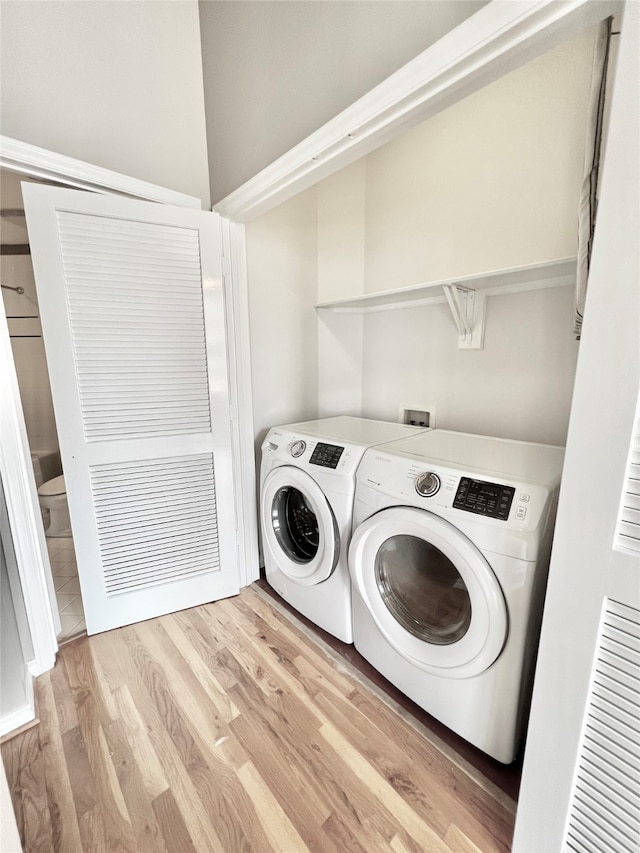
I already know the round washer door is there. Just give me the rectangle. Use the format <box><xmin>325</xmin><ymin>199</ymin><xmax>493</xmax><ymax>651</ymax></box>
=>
<box><xmin>349</xmin><ymin>506</ymin><xmax>508</xmax><ymax>678</ymax></box>
<box><xmin>261</xmin><ymin>466</ymin><xmax>339</xmax><ymax>586</ymax></box>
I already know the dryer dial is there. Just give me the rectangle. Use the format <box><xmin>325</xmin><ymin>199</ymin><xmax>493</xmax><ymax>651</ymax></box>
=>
<box><xmin>290</xmin><ymin>440</ymin><xmax>306</xmax><ymax>458</ymax></box>
<box><xmin>415</xmin><ymin>471</ymin><xmax>441</xmax><ymax>498</ymax></box>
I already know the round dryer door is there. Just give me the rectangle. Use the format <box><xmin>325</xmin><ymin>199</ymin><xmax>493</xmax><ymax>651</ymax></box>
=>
<box><xmin>349</xmin><ymin>507</ymin><xmax>507</xmax><ymax>678</ymax></box>
<box><xmin>261</xmin><ymin>466</ymin><xmax>339</xmax><ymax>586</ymax></box>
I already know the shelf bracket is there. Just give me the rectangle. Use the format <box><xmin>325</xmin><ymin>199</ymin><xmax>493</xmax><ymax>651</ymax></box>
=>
<box><xmin>442</xmin><ymin>284</ymin><xmax>486</xmax><ymax>350</ymax></box>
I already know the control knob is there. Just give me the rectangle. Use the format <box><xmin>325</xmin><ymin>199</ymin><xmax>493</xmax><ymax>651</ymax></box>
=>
<box><xmin>415</xmin><ymin>471</ymin><xmax>441</xmax><ymax>498</ymax></box>
<box><xmin>290</xmin><ymin>440</ymin><xmax>306</xmax><ymax>458</ymax></box>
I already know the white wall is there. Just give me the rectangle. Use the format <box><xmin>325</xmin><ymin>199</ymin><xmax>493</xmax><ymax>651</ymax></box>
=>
<box><xmin>361</xmin><ymin>285</ymin><xmax>579</xmax><ymax>445</ymax></box>
<box><xmin>317</xmin><ymin>160</ymin><xmax>367</xmax><ymax>416</ymax></box>
<box><xmin>361</xmin><ymin>24</ymin><xmax>598</xmax><ymax>295</ymax></box>
<box><xmin>0</xmin><ymin>0</ymin><xmax>211</xmax><ymax>205</ymax></box>
<box><xmin>246</xmin><ymin>188</ymin><xmax>319</xmax><ymax>447</ymax></box>
<box><xmin>199</xmin><ymin>0</ymin><xmax>488</xmax><ymax>203</ymax></box>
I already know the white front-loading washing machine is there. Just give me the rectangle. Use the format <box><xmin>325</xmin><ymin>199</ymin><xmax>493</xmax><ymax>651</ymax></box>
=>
<box><xmin>260</xmin><ymin>417</ymin><xmax>427</xmax><ymax>643</ymax></box>
<box><xmin>349</xmin><ymin>429</ymin><xmax>564</xmax><ymax>762</ymax></box>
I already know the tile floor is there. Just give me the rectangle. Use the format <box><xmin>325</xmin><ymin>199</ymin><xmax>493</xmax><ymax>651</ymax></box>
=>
<box><xmin>47</xmin><ymin>536</ymin><xmax>86</xmax><ymax>641</ymax></box>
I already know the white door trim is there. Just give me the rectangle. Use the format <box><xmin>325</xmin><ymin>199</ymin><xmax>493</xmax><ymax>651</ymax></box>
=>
<box><xmin>0</xmin><ymin>136</ymin><xmax>201</xmax><ymax>209</ymax></box>
<box><xmin>214</xmin><ymin>0</ymin><xmax>620</xmax><ymax>223</ymax></box>
<box><xmin>220</xmin><ymin>219</ymin><xmax>260</xmax><ymax>587</ymax></box>
<box><xmin>0</xmin><ymin>306</ymin><xmax>58</xmax><ymax>676</ymax></box>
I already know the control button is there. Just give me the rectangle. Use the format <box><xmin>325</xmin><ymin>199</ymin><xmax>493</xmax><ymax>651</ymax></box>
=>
<box><xmin>520</xmin><ymin>493</ymin><xmax>530</xmax><ymax>503</ymax></box>
<box><xmin>516</xmin><ymin>506</ymin><xmax>527</xmax><ymax>520</ymax></box>
<box><xmin>415</xmin><ymin>472</ymin><xmax>441</xmax><ymax>498</ymax></box>
<box><xmin>290</xmin><ymin>440</ymin><xmax>306</xmax><ymax>458</ymax></box>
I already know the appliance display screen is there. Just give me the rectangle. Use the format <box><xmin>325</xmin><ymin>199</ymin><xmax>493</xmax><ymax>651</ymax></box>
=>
<box><xmin>453</xmin><ymin>477</ymin><xmax>515</xmax><ymax>520</ymax></box>
<box><xmin>309</xmin><ymin>442</ymin><xmax>344</xmax><ymax>469</ymax></box>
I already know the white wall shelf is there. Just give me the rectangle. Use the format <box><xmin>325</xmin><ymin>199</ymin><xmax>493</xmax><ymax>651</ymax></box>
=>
<box><xmin>315</xmin><ymin>257</ymin><xmax>576</xmax><ymax>313</ymax></box>
<box><xmin>315</xmin><ymin>257</ymin><xmax>576</xmax><ymax>350</ymax></box>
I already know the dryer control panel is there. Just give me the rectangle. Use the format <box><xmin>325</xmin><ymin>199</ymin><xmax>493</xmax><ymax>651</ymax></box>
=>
<box><xmin>310</xmin><ymin>442</ymin><xmax>344</xmax><ymax>469</ymax></box>
<box><xmin>453</xmin><ymin>477</ymin><xmax>515</xmax><ymax>520</ymax></box>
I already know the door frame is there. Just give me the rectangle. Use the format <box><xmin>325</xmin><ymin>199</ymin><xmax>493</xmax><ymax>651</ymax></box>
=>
<box><xmin>0</xmin><ymin>137</ymin><xmax>258</xmax><ymax>675</ymax></box>
<box><xmin>0</xmin><ymin>0</ymin><xmax>618</xmax><ymax>678</ymax></box>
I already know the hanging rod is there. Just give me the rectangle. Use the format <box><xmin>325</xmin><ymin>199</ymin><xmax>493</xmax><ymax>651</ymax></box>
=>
<box><xmin>0</xmin><ymin>209</ymin><xmax>25</xmax><ymax>217</ymax></box>
<box><xmin>1</xmin><ymin>283</ymin><xmax>25</xmax><ymax>295</ymax></box>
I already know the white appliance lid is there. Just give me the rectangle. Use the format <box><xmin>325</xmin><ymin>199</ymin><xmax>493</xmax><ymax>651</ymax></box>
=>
<box><xmin>378</xmin><ymin>429</ymin><xmax>565</xmax><ymax>486</ymax></box>
<box><xmin>284</xmin><ymin>416</ymin><xmax>424</xmax><ymax>447</ymax></box>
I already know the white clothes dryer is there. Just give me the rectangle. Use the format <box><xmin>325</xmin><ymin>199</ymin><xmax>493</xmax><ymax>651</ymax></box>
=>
<box><xmin>260</xmin><ymin>417</ymin><xmax>427</xmax><ymax>643</ymax></box>
<box><xmin>349</xmin><ymin>429</ymin><xmax>564</xmax><ymax>762</ymax></box>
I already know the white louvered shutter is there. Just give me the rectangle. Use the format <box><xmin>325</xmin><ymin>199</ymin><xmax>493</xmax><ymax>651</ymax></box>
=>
<box><xmin>23</xmin><ymin>185</ymin><xmax>239</xmax><ymax>634</ymax></box>
<box><xmin>564</xmin><ymin>600</ymin><xmax>640</xmax><ymax>853</ymax></box>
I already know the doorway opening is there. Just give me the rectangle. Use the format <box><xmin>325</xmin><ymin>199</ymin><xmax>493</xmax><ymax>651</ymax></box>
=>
<box><xmin>1</xmin><ymin>169</ymin><xmax>85</xmax><ymax>641</ymax></box>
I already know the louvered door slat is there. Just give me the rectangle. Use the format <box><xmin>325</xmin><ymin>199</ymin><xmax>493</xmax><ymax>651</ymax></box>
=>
<box><xmin>98</xmin><ymin>521</ymin><xmax>219</xmax><ymax>555</ymax></box>
<box><xmin>576</xmin><ymin>757</ymin><xmax>640</xmax><ymax>821</ymax></box>
<box><xmin>564</xmin><ymin>600</ymin><xmax>640</xmax><ymax>853</ymax></box>
<box><xmin>58</xmin><ymin>216</ymin><xmax>201</xmax><ymax>240</ymax></box>
<box><xmin>593</xmin><ymin>671</ymin><xmax>640</xmax><ymax>706</ymax></box>
<box><xmin>584</xmin><ymin>725</ymin><xmax>639</xmax><ymax>770</ymax></box>
<box><xmin>575</xmin><ymin>781</ymin><xmax>639</xmax><ymax>830</ymax></box>
<box><xmin>100</xmin><ymin>540</ymin><xmax>220</xmax><ymax>575</ymax></box>
<box><xmin>93</xmin><ymin>482</ymin><xmax>216</xmax><ymax>505</ymax></box>
<box><xmin>598</xmin><ymin>648</ymin><xmax>640</xmax><ymax>681</ymax></box>
<box><xmin>24</xmin><ymin>184</ymin><xmax>239</xmax><ymax>634</ymax></box>
<box><xmin>616</xmin><ymin>416</ymin><xmax>640</xmax><ymax>553</ymax></box>
<box><xmin>578</xmin><ymin>754</ymin><xmax>638</xmax><ymax>821</ymax></box>
<box><xmin>571</xmin><ymin>798</ymin><xmax>637</xmax><ymax>852</ymax></box>
<box><xmin>588</xmin><ymin>706</ymin><xmax>640</xmax><ymax>749</ymax></box>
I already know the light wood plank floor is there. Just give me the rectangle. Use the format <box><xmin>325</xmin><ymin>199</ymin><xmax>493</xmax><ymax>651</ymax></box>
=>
<box><xmin>2</xmin><ymin>584</ymin><xmax>516</xmax><ymax>852</ymax></box>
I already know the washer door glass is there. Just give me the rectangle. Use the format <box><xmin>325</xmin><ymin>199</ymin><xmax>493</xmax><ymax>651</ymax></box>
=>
<box><xmin>272</xmin><ymin>486</ymin><xmax>319</xmax><ymax>563</ymax></box>
<box><xmin>375</xmin><ymin>535</ymin><xmax>471</xmax><ymax>645</ymax></box>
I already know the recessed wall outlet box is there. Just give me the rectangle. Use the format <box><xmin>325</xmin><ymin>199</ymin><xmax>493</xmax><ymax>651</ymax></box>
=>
<box><xmin>399</xmin><ymin>405</ymin><xmax>435</xmax><ymax>429</ymax></box>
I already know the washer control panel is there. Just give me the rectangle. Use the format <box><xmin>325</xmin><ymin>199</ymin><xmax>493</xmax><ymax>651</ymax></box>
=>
<box><xmin>309</xmin><ymin>442</ymin><xmax>345</xmax><ymax>469</ymax></box>
<box><xmin>453</xmin><ymin>477</ymin><xmax>515</xmax><ymax>520</ymax></box>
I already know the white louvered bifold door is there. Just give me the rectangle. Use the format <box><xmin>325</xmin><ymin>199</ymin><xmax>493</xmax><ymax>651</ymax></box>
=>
<box><xmin>23</xmin><ymin>184</ymin><xmax>239</xmax><ymax>634</ymax></box>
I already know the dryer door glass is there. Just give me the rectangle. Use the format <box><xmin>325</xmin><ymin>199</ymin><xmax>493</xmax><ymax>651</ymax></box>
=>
<box><xmin>272</xmin><ymin>486</ymin><xmax>320</xmax><ymax>563</ymax></box>
<box><xmin>375</xmin><ymin>535</ymin><xmax>471</xmax><ymax>645</ymax></box>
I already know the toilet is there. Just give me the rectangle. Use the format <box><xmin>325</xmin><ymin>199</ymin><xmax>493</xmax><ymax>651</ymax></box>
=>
<box><xmin>37</xmin><ymin>475</ymin><xmax>72</xmax><ymax>537</ymax></box>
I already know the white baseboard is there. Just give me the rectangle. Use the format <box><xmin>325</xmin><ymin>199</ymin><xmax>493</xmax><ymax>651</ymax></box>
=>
<box><xmin>0</xmin><ymin>672</ymin><xmax>35</xmax><ymax>739</ymax></box>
